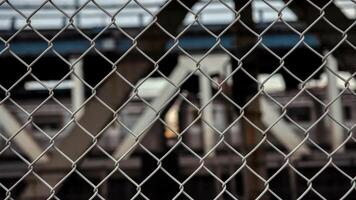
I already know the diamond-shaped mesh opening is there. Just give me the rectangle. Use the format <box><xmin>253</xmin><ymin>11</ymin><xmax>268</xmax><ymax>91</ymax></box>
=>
<box><xmin>0</xmin><ymin>56</ymin><xmax>28</xmax><ymax>90</ymax></box>
<box><xmin>27</xmin><ymin>1</ymin><xmax>69</xmax><ymax>30</ymax></box>
<box><xmin>57</xmin><ymin>172</ymin><xmax>99</xmax><ymax>199</ymax></box>
<box><xmin>253</xmin><ymin>0</ymin><xmax>297</xmax><ymax>23</ymax></box>
<box><xmin>184</xmin><ymin>172</ymin><xmax>221</xmax><ymax>199</ymax></box>
<box><xmin>312</xmin><ymin>166</ymin><xmax>352</xmax><ymax>199</ymax></box>
<box><xmin>268</xmin><ymin>167</ymin><xmax>295</xmax><ymax>199</ymax></box>
<box><xmin>114</xmin><ymin>0</ymin><xmax>156</xmax><ymax>30</ymax></box>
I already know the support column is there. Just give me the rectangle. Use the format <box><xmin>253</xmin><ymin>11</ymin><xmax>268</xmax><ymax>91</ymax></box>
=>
<box><xmin>239</xmin><ymin>97</ymin><xmax>267</xmax><ymax>200</ymax></box>
<box><xmin>324</xmin><ymin>51</ymin><xmax>345</xmax><ymax>152</ymax></box>
<box><xmin>70</xmin><ymin>56</ymin><xmax>85</xmax><ymax>117</ymax></box>
<box><xmin>233</xmin><ymin>1</ymin><xmax>268</xmax><ymax>199</ymax></box>
<box><xmin>199</xmin><ymin>73</ymin><xmax>215</xmax><ymax>156</ymax></box>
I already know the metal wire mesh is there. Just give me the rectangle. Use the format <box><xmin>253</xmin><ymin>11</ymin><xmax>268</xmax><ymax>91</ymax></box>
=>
<box><xmin>0</xmin><ymin>0</ymin><xmax>355</xmax><ymax>199</ymax></box>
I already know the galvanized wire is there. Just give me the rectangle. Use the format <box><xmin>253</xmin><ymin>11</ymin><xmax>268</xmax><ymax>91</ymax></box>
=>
<box><xmin>0</xmin><ymin>0</ymin><xmax>355</xmax><ymax>199</ymax></box>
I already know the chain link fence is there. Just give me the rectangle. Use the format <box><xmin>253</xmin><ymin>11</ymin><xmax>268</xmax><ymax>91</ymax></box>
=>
<box><xmin>0</xmin><ymin>0</ymin><xmax>356</xmax><ymax>199</ymax></box>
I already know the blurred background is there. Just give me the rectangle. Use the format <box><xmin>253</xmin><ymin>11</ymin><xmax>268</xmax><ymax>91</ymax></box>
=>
<box><xmin>0</xmin><ymin>0</ymin><xmax>356</xmax><ymax>199</ymax></box>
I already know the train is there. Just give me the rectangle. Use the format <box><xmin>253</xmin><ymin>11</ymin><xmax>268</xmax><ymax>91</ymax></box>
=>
<box><xmin>0</xmin><ymin>76</ymin><xmax>355</xmax><ymax>199</ymax></box>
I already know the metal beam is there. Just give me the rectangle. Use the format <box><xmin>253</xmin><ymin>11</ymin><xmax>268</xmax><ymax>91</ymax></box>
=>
<box><xmin>51</xmin><ymin>0</ymin><xmax>198</xmax><ymax>168</ymax></box>
<box><xmin>284</xmin><ymin>0</ymin><xmax>352</xmax><ymax>31</ymax></box>
<box><xmin>20</xmin><ymin>60</ymin><xmax>154</xmax><ymax>199</ymax></box>
<box><xmin>113</xmin><ymin>53</ymin><xmax>311</xmax><ymax>165</ymax></box>
<box><xmin>0</xmin><ymin>105</ymin><xmax>48</xmax><ymax>163</ymax></box>
<box><xmin>260</xmin><ymin>98</ymin><xmax>310</xmax><ymax>158</ymax></box>
<box><xmin>20</xmin><ymin>0</ymin><xmax>198</xmax><ymax>198</ymax></box>
<box><xmin>113</xmin><ymin>63</ymin><xmax>189</xmax><ymax>159</ymax></box>
<box><xmin>284</xmin><ymin>0</ymin><xmax>356</xmax><ymax>72</ymax></box>
<box><xmin>113</xmin><ymin>53</ymin><xmax>229</xmax><ymax>159</ymax></box>
<box><xmin>286</xmin><ymin>2</ymin><xmax>352</xmax><ymax>44</ymax></box>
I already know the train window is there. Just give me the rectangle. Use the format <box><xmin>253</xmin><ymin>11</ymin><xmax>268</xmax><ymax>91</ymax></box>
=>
<box><xmin>286</xmin><ymin>106</ymin><xmax>312</xmax><ymax>122</ymax></box>
<box><xmin>343</xmin><ymin>106</ymin><xmax>352</xmax><ymax>120</ymax></box>
<box><xmin>32</xmin><ymin>114</ymin><xmax>63</xmax><ymax>130</ymax></box>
